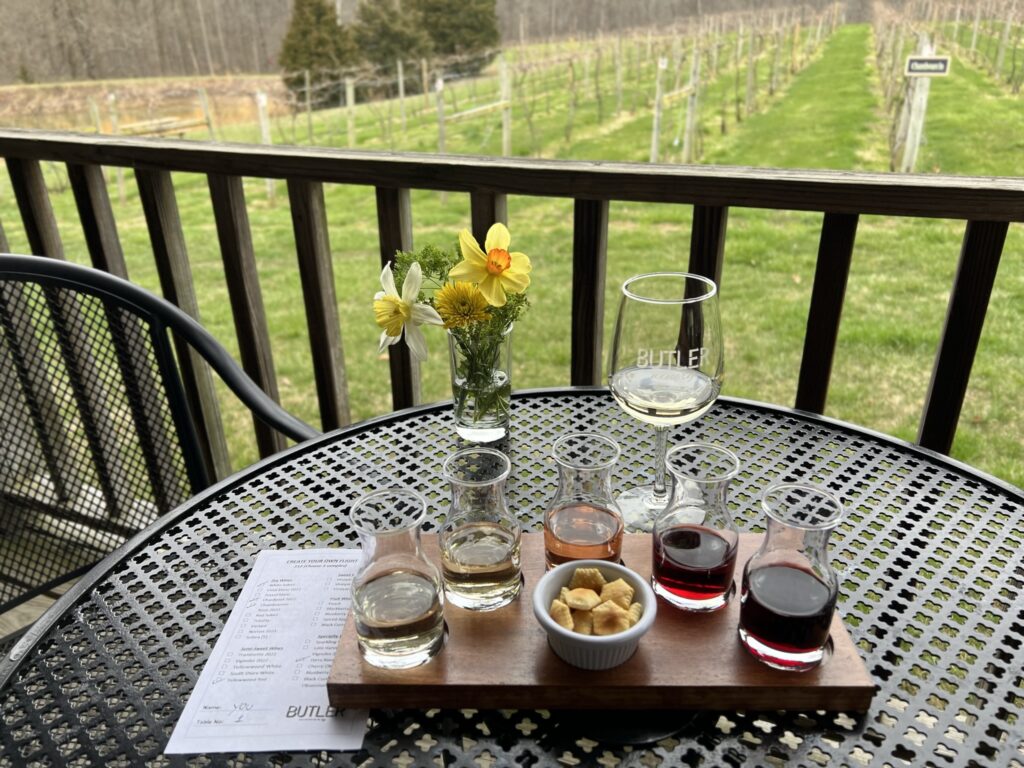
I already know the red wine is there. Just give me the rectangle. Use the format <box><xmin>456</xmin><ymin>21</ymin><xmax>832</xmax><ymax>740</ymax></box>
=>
<box><xmin>740</xmin><ymin>565</ymin><xmax>835</xmax><ymax>655</ymax></box>
<box><xmin>652</xmin><ymin>525</ymin><xmax>737</xmax><ymax>609</ymax></box>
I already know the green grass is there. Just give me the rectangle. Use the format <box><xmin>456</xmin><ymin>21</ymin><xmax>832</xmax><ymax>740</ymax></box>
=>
<box><xmin>0</xmin><ymin>23</ymin><xmax>1021</xmax><ymax>489</ymax></box>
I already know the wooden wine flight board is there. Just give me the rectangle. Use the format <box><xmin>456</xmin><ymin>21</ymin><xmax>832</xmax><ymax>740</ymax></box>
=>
<box><xmin>327</xmin><ymin>534</ymin><xmax>876</xmax><ymax>711</ymax></box>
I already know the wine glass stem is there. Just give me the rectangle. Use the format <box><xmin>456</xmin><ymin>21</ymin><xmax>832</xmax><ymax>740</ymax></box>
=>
<box><xmin>651</xmin><ymin>425</ymin><xmax>670</xmax><ymax>504</ymax></box>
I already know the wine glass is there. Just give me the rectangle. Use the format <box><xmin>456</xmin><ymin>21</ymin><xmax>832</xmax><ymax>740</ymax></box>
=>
<box><xmin>608</xmin><ymin>272</ymin><xmax>724</xmax><ymax>532</ymax></box>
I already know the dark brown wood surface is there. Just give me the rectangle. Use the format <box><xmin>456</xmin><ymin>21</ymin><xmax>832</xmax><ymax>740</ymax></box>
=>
<box><xmin>570</xmin><ymin>198</ymin><xmax>609</xmax><ymax>386</ymax></box>
<box><xmin>918</xmin><ymin>220</ymin><xmax>1008</xmax><ymax>453</ymax></box>
<box><xmin>208</xmin><ymin>173</ymin><xmax>284</xmax><ymax>458</ymax></box>
<box><xmin>2</xmin><ymin>130</ymin><xmax>1022</xmax><ymax>220</ymax></box>
<box><xmin>327</xmin><ymin>533</ymin><xmax>875</xmax><ymax>712</ymax></box>
<box><xmin>288</xmin><ymin>179</ymin><xmax>350</xmax><ymax>430</ymax></box>
<box><xmin>375</xmin><ymin>186</ymin><xmax>418</xmax><ymax>410</ymax></box>
<box><xmin>135</xmin><ymin>168</ymin><xmax>229</xmax><ymax>480</ymax></box>
<box><xmin>796</xmin><ymin>212</ymin><xmax>859</xmax><ymax>415</ymax></box>
<box><xmin>67</xmin><ymin>162</ymin><xmax>127</xmax><ymax>277</ymax></box>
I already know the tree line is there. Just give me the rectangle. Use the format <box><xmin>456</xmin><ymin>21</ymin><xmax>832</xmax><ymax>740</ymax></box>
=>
<box><xmin>0</xmin><ymin>0</ymin><xmax>846</xmax><ymax>86</ymax></box>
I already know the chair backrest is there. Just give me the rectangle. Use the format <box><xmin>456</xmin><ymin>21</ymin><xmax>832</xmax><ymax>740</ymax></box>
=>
<box><xmin>0</xmin><ymin>253</ymin><xmax>318</xmax><ymax>613</ymax></box>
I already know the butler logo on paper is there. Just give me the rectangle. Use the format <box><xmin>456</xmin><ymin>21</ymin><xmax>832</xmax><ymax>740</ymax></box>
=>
<box><xmin>285</xmin><ymin>704</ymin><xmax>341</xmax><ymax>719</ymax></box>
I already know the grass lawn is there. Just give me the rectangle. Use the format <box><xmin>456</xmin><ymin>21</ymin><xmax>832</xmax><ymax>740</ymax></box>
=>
<box><xmin>0</xmin><ymin>24</ymin><xmax>1020</xmax><ymax>489</ymax></box>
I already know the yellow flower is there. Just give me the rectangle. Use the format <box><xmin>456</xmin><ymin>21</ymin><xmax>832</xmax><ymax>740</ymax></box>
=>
<box><xmin>448</xmin><ymin>222</ymin><xmax>531</xmax><ymax>307</ymax></box>
<box><xmin>373</xmin><ymin>262</ymin><xmax>443</xmax><ymax>361</ymax></box>
<box><xmin>435</xmin><ymin>281</ymin><xmax>490</xmax><ymax>329</ymax></box>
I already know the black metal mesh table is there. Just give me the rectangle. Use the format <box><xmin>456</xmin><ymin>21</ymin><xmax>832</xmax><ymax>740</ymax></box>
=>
<box><xmin>2</xmin><ymin>389</ymin><xmax>1023</xmax><ymax>767</ymax></box>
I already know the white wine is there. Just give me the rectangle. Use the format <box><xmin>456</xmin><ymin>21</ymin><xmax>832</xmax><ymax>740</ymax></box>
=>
<box><xmin>353</xmin><ymin>569</ymin><xmax>444</xmax><ymax>669</ymax></box>
<box><xmin>441</xmin><ymin>522</ymin><xmax>521</xmax><ymax>610</ymax></box>
<box><xmin>610</xmin><ymin>365</ymin><xmax>719</xmax><ymax>426</ymax></box>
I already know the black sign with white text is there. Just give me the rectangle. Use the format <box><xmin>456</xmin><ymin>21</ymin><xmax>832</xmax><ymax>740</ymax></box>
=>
<box><xmin>905</xmin><ymin>56</ymin><xmax>951</xmax><ymax>77</ymax></box>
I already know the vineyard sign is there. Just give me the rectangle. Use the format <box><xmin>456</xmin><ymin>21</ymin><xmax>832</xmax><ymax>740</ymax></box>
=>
<box><xmin>905</xmin><ymin>56</ymin><xmax>950</xmax><ymax>77</ymax></box>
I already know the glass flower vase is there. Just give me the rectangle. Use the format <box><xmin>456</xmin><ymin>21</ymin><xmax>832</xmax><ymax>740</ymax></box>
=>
<box><xmin>447</xmin><ymin>325</ymin><xmax>512</xmax><ymax>443</ymax></box>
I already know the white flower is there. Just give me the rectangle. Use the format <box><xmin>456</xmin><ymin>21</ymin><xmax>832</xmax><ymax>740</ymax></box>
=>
<box><xmin>373</xmin><ymin>262</ymin><xmax>443</xmax><ymax>361</ymax></box>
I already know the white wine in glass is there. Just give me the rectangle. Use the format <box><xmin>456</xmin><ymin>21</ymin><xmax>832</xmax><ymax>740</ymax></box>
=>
<box><xmin>608</xmin><ymin>272</ymin><xmax>724</xmax><ymax>532</ymax></box>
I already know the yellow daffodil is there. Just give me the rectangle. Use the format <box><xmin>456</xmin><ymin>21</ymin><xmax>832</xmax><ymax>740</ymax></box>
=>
<box><xmin>374</xmin><ymin>262</ymin><xmax>443</xmax><ymax>361</ymax></box>
<box><xmin>435</xmin><ymin>281</ymin><xmax>490</xmax><ymax>329</ymax></box>
<box><xmin>448</xmin><ymin>222</ymin><xmax>531</xmax><ymax>308</ymax></box>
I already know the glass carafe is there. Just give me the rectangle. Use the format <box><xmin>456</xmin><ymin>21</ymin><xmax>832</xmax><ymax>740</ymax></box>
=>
<box><xmin>350</xmin><ymin>487</ymin><xmax>445</xmax><ymax>670</ymax></box>
<box><xmin>739</xmin><ymin>482</ymin><xmax>845</xmax><ymax>671</ymax></box>
<box><xmin>439</xmin><ymin>447</ymin><xmax>522</xmax><ymax>611</ymax></box>
<box><xmin>652</xmin><ymin>443</ymin><xmax>741</xmax><ymax>612</ymax></box>
<box><xmin>543</xmin><ymin>433</ymin><xmax>624</xmax><ymax>568</ymax></box>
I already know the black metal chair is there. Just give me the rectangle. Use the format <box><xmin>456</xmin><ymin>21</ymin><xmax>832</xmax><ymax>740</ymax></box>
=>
<box><xmin>0</xmin><ymin>254</ymin><xmax>319</xmax><ymax>652</ymax></box>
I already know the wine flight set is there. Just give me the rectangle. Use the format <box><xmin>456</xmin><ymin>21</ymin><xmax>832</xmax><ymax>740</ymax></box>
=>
<box><xmin>343</xmin><ymin>273</ymin><xmax>849</xmax><ymax>677</ymax></box>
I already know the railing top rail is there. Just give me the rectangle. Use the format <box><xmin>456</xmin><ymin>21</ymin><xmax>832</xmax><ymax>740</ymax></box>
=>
<box><xmin>2</xmin><ymin>129</ymin><xmax>1023</xmax><ymax>221</ymax></box>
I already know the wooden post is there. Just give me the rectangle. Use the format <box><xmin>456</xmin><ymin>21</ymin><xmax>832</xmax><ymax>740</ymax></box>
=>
<box><xmin>196</xmin><ymin>87</ymin><xmax>216</xmax><ymax>139</ymax></box>
<box><xmin>345</xmin><ymin>78</ymin><xmax>356</xmax><ymax>147</ymax></box>
<box><xmin>107</xmin><ymin>93</ymin><xmax>125</xmax><ymax>204</ymax></box>
<box><xmin>500</xmin><ymin>55</ymin><xmax>512</xmax><ymax>156</ymax></box>
<box><xmin>88</xmin><ymin>98</ymin><xmax>103</xmax><ymax>133</ymax></box>
<box><xmin>397</xmin><ymin>59</ymin><xmax>407</xmax><ymax>132</ymax></box>
<box><xmin>745</xmin><ymin>25</ymin><xmax>756</xmax><ymax>116</ymax></box>
<box><xmin>615</xmin><ymin>35</ymin><xmax>623</xmax><ymax>114</ymax></box>
<box><xmin>683</xmin><ymin>40</ymin><xmax>701</xmax><ymax>163</ymax></box>
<box><xmin>254</xmin><ymin>92</ymin><xmax>275</xmax><ymax>202</ymax></box>
<box><xmin>593</xmin><ymin>46</ymin><xmax>603</xmax><ymax>123</ymax></box>
<box><xmin>435</xmin><ymin>76</ymin><xmax>446</xmax><ymax>153</ymax></box>
<box><xmin>996</xmin><ymin>12</ymin><xmax>1012</xmax><ymax>78</ymax></box>
<box><xmin>971</xmin><ymin>4</ymin><xmax>981</xmax><ymax>53</ymax></box>
<box><xmin>421</xmin><ymin>58</ymin><xmax>430</xmax><ymax>106</ymax></box>
<box><xmin>771</xmin><ymin>29</ymin><xmax>782</xmax><ymax>95</ymax></box>
<box><xmin>650</xmin><ymin>56</ymin><xmax>667</xmax><ymax>163</ymax></box>
<box><xmin>304</xmin><ymin>69</ymin><xmax>313</xmax><ymax>144</ymax></box>
<box><xmin>900</xmin><ymin>35</ymin><xmax>935</xmax><ymax>174</ymax></box>
<box><xmin>565</xmin><ymin>59</ymin><xmax>577</xmax><ymax>144</ymax></box>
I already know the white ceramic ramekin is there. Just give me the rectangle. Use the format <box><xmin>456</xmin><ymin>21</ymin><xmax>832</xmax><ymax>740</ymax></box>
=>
<box><xmin>532</xmin><ymin>559</ymin><xmax>657</xmax><ymax>670</ymax></box>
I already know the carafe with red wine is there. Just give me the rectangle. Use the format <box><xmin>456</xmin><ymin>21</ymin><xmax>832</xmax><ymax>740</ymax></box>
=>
<box><xmin>652</xmin><ymin>443</ymin><xmax>741</xmax><ymax>611</ymax></box>
<box><xmin>738</xmin><ymin>483</ymin><xmax>845</xmax><ymax>671</ymax></box>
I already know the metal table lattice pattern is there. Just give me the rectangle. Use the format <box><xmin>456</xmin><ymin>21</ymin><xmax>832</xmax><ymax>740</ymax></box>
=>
<box><xmin>2</xmin><ymin>391</ymin><xmax>1022</xmax><ymax>767</ymax></box>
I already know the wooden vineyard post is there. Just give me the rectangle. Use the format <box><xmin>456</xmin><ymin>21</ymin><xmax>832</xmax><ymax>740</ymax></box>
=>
<box><xmin>421</xmin><ymin>59</ymin><xmax>430</xmax><ymax>107</ymax></box>
<box><xmin>898</xmin><ymin>35</ymin><xmax>937</xmax><ymax>174</ymax></box>
<box><xmin>683</xmin><ymin>39</ymin><xmax>701</xmax><ymax>163</ymax></box>
<box><xmin>593</xmin><ymin>46</ymin><xmax>604</xmax><ymax>124</ymax></box>
<box><xmin>435</xmin><ymin>76</ymin><xmax>446</xmax><ymax>154</ymax></box>
<box><xmin>771</xmin><ymin>28</ymin><xmax>782</xmax><ymax>95</ymax></box>
<box><xmin>197</xmin><ymin>88</ymin><xmax>216</xmax><ymax>139</ymax></box>
<box><xmin>650</xmin><ymin>56</ymin><xmax>667</xmax><ymax>163</ymax></box>
<box><xmin>303</xmin><ymin>70</ymin><xmax>314</xmax><ymax>144</ymax></box>
<box><xmin>107</xmin><ymin>93</ymin><xmax>125</xmax><ymax>204</ymax></box>
<box><xmin>500</xmin><ymin>55</ymin><xmax>512</xmax><ymax>156</ymax></box>
<box><xmin>745</xmin><ymin>25</ymin><xmax>757</xmax><ymax>116</ymax></box>
<box><xmin>397</xmin><ymin>59</ymin><xmax>407</xmax><ymax>132</ymax></box>
<box><xmin>971</xmin><ymin>3</ymin><xmax>981</xmax><ymax>55</ymax></box>
<box><xmin>615</xmin><ymin>35</ymin><xmax>623</xmax><ymax>114</ymax></box>
<box><xmin>346</xmin><ymin>78</ymin><xmax>356</xmax><ymax>148</ymax></box>
<box><xmin>565</xmin><ymin>59</ymin><xmax>578</xmax><ymax>145</ymax></box>
<box><xmin>254</xmin><ymin>92</ymin><xmax>275</xmax><ymax>203</ymax></box>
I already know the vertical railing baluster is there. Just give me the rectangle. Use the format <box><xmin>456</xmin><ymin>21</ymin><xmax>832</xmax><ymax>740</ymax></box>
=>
<box><xmin>687</xmin><ymin>204</ymin><xmax>729</xmax><ymax>283</ymax></box>
<box><xmin>375</xmin><ymin>186</ymin><xmax>419</xmax><ymax>409</ymax></box>
<box><xmin>136</xmin><ymin>168</ymin><xmax>230</xmax><ymax>479</ymax></box>
<box><xmin>918</xmin><ymin>220</ymin><xmax>1008</xmax><ymax>454</ymax></box>
<box><xmin>67</xmin><ymin>160</ymin><xmax>184</xmax><ymax>508</ymax></box>
<box><xmin>288</xmin><ymin>179</ymin><xmax>350</xmax><ymax>431</ymax></box>
<box><xmin>7</xmin><ymin>157</ymin><xmax>137</xmax><ymax>514</ymax></box>
<box><xmin>208</xmin><ymin>173</ymin><xmax>285</xmax><ymax>458</ymax></box>
<box><xmin>795</xmin><ymin>212</ymin><xmax>859</xmax><ymax>414</ymax></box>
<box><xmin>571</xmin><ymin>199</ymin><xmax>609</xmax><ymax>386</ymax></box>
<box><xmin>470</xmin><ymin>191</ymin><xmax>509</xmax><ymax>245</ymax></box>
<box><xmin>67</xmin><ymin>162</ymin><xmax>127</xmax><ymax>277</ymax></box>
<box><xmin>6</xmin><ymin>158</ymin><xmax>64</xmax><ymax>260</ymax></box>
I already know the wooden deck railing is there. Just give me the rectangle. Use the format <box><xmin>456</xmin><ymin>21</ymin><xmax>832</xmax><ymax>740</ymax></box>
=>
<box><xmin>0</xmin><ymin>128</ymin><xmax>1021</xmax><ymax>478</ymax></box>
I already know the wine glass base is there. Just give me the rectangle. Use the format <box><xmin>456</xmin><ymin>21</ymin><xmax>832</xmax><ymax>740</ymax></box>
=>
<box><xmin>616</xmin><ymin>484</ymin><xmax>672</xmax><ymax>533</ymax></box>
